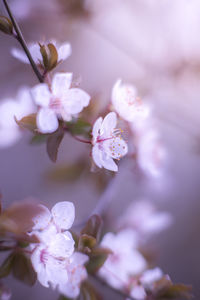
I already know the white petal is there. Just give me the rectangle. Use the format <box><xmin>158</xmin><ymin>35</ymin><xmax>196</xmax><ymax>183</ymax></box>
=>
<box><xmin>48</xmin><ymin>232</ymin><xmax>75</xmax><ymax>258</ymax></box>
<box><xmin>32</xmin><ymin>205</ymin><xmax>51</xmax><ymax>231</ymax></box>
<box><xmin>130</xmin><ymin>286</ymin><xmax>146</xmax><ymax>300</ymax></box>
<box><xmin>58</xmin><ymin>43</ymin><xmax>72</xmax><ymax>61</ymax></box>
<box><xmin>101</xmin><ymin>112</ymin><xmax>117</xmax><ymax>136</ymax></box>
<box><xmin>92</xmin><ymin>144</ymin><xmax>103</xmax><ymax>169</ymax></box>
<box><xmin>92</xmin><ymin>117</ymin><xmax>103</xmax><ymax>140</ymax></box>
<box><xmin>52</xmin><ymin>73</ymin><xmax>72</xmax><ymax>98</ymax></box>
<box><xmin>141</xmin><ymin>268</ymin><xmax>163</xmax><ymax>287</ymax></box>
<box><xmin>101</xmin><ymin>152</ymin><xmax>118</xmax><ymax>172</ymax></box>
<box><xmin>29</xmin><ymin>43</ymin><xmax>41</xmax><ymax>64</ymax></box>
<box><xmin>11</xmin><ymin>48</ymin><xmax>29</xmax><ymax>64</ymax></box>
<box><xmin>51</xmin><ymin>201</ymin><xmax>75</xmax><ymax>230</ymax></box>
<box><xmin>70</xmin><ymin>252</ymin><xmax>89</xmax><ymax>266</ymax></box>
<box><xmin>31</xmin><ymin>84</ymin><xmax>51</xmax><ymax>107</ymax></box>
<box><xmin>0</xmin><ymin>128</ymin><xmax>21</xmax><ymax>148</ymax></box>
<box><xmin>37</xmin><ymin>107</ymin><xmax>58</xmax><ymax>133</ymax></box>
<box><xmin>63</xmin><ymin>88</ymin><xmax>90</xmax><ymax>115</ymax></box>
<box><xmin>16</xmin><ymin>87</ymin><xmax>36</xmax><ymax>119</ymax></box>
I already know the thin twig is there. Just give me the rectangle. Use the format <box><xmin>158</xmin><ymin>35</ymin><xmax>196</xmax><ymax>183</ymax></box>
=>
<box><xmin>2</xmin><ymin>0</ymin><xmax>43</xmax><ymax>83</ymax></box>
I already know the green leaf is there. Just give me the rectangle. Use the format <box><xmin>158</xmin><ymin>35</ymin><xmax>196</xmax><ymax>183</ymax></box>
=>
<box><xmin>78</xmin><ymin>234</ymin><xmax>97</xmax><ymax>253</ymax></box>
<box><xmin>81</xmin><ymin>215</ymin><xmax>103</xmax><ymax>244</ymax></box>
<box><xmin>158</xmin><ymin>284</ymin><xmax>193</xmax><ymax>300</ymax></box>
<box><xmin>15</xmin><ymin>113</ymin><xmax>37</xmax><ymax>132</ymax></box>
<box><xmin>86</xmin><ymin>247</ymin><xmax>111</xmax><ymax>274</ymax></box>
<box><xmin>0</xmin><ymin>16</ymin><xmax>13</xmax><ymax>35</ymax></box>
<box><xmin>0</xmin><ymin>253</ymin><xmax>14</xmax><ymax>278</ymax></box>
<box><xmin>0</xmin><ymin>201</ymin><xmax>47</xmax><ymax>236</ymax></box>
<box><xmin>46</xmin><ymin>130</ymin><xmax>64</xmax><ymax>162</ymax></box>
<box><xmin>30</xmin><ymin>134</ymin><xmax>48</xmax><ymax>145</ymax></box>
<box><xmin>80</xmin><ymin>282</ymin><xmax>102</xmax><ymax>300</ymax></box>
<box><xmin>67</xmin><ymin>119</ymin><xmax>92</xmax><ymax>139</ymax></box>
<box><xmin>48</xmin><ymin>43</ymin><xmax>58</xmax><ymax>70</ymax></box>
<box><xmin>39</xmin><ymin>43</ymin><xmax>58</xmax><ymax>71</ymax></box>
<box><xmin>12</xmin><ymin>253</ymin><xmax>37</xmax><ymax>286</ymax></box>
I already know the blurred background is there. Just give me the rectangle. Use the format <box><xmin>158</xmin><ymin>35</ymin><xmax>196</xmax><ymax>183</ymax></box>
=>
<box><xmin>0</xmin><ymin>0</ymin><xmax>200</xmax><ymax>299</ymax></box>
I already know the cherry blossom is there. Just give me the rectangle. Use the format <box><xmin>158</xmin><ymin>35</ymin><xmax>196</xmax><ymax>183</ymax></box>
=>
<box><xmin>111</xmin><ymin>80</ymin><xmax>149</xmax><ymax>123</ymax></box>
<box><xmin>0</xmin><ymin>87</ymin><xmax>35</xmax><ymax>148</ymax></box>
<box><xmin>137</xmin><ymin>129</ymin><xmax>166</xmax><ymax>178</ymax></box>
<box><xmin>98</xmin><ymin>229</ymin><xmax>147</xmax><ymax>290</ymax></box>
<box><xmin>30</xmin><ymin>202</ymin><xmax>76</xmax><ymax>289</ymax></box>
<box><xmin>92</xmin><ymin>112</ymin><xmax>128</xmax><ymax>172</ymax></box>
<box><xmin>11</xmin><ymin>40</ymin><xmax>71</xmax><ymax>65</ymax></box>
<box><xmin>118</xmin><ymin>199</ymin><xmax>172</xmax><ymax>237</ymax></box>
<box><xmin>31</xmin><ymin>72</ymin><xmax>91</xmax><ymax>133</ymax></box>
<box><xmin>59</xmin><ymin>252</ymin><xmax>89</xmax><ymax>298</ymax></box>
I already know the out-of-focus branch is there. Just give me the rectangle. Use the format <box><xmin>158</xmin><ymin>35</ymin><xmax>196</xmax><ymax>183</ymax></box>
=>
<box><xmin>2</xmin><ymin>0</ymin><xmax>43</xmax><ymax>83</ymax></box>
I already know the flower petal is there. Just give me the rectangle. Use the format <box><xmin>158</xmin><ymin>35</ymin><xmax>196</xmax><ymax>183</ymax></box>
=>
<box><xmin>31</xmin><ymin>83</ymin><xmax>51</xmax><ymax>107</ymax></box>
<box><xmin>51</xmin><ymin>201</ymin><xmax>75</xmax><ymax>230</ymax></box>
<box><xmin>48</xmin><ymin>232</ymin><xmax>75</xmax><ymax>258</ymax></box>
<box><xmin>101</xmin><ymin>112</ymin><xmax>117</xmax><ymax>136</ymax></box>
<box><xmin>62</xmin><ymin>88</ymin><xmax>90</xmax><ymax>115</ymax></box>
<box><xmin>52</xmin><ymin>72</ymin><xmax>72</xmax><ymax>98</ymax></box>
<box><xmin>101</xmin><ymin>152</ymin><xmax>118</xmax><ymax>172</ymax></box>
<box><xmin>29</xmin><ymin>43</ymin><xmax>41</xmax><ymax>64</ymax></box>
<box><xmin>32</xmin><ymin>205</ymin><xmax>51</xmax><ymax>231</ymax></box>
<box><xmin>10</xmin><ymin>48</ymin><xmax>29</xmax><ymax>64</ymax></box>
<box><xmin>92</xmin><ymin>144</ymin><xmax>103</xmax><ymax>169</ymax></box>
<box><xmin>92</xmin><ymin>117</ymin><xmax>103</xmax><ymax>141</ymax></box>
<box><xmin>58</xmin><ymin>43</ymin><xmax>72</xmax><ymax>61</ymax></box>
<box><xmin>37</xmin><ymin>107</ymin><xmax>58</xmax><ymax>133</ymax></box>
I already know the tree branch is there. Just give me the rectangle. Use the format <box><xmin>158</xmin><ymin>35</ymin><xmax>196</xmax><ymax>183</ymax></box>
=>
<box><xmin>2</xmin><ymin>0</ymin><xmax>43</xmax><ymax>83</ymax></box>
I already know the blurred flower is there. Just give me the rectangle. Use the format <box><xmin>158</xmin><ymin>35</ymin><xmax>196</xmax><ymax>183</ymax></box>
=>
<box><xmin>0</xmin><ymin>87</ymin><xmax>35</xmax><ymax>148</ymax></box>
<box><xmin>111</xmin><ymin>80</ymin><xmax>149</xmax><ymax>123</ymax></box>
<box><xmin>140</xmin><ymin>267</ymin><xmax>163</xmax><ymax>289</ymax></box>
<box><xmin>98</xmin><ymin>229</ymin><xmax>146</xmax><ymax>290</ymax></box>
<box><xmin>92</xmin><ymin>112</ymin><xmax>128</xmax><ymax>172</ymax></box>
<box><xmin>59</xmin><ymin>252</ymin><xmax>88</xmax><ymax>298</ymax></box>
<box><xmin>117</xmin><ymin>199</ymin><xmax>172</xmax><ymax>237</ymax></box>
<box><xmin>31</xmin><ymin>72</ymin><xmax>90</xmax><ymax>133</ymax></box>
<box><xmin>11</xmin><ymin>41</ymin><xmax>71</xmax><ymax>65</ymax></box>
<box><xmin>137</xmin><ymin>129</ymin><xmax>166</xmax><ymax>178</ymax></box>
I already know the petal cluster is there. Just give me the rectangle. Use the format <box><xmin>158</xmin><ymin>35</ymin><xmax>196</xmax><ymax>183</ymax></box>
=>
<box><xmin>92</xmin><ymin>112</ymin><xmax>128</xmax><ymax>172</ymax></box>
<box><xmin>31</xmin><ymin>72</ymin><xmax>91</xmax><ymax>133</ymax></box>
<box><xmin>29</xmin><ymin>201</ymin><xmax>88</xmax><ymax>298</ymax></box>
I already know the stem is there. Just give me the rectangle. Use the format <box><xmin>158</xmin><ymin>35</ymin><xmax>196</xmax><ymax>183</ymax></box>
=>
<box><xmin>2</xmin><ymin>0</ymin><xmax>43</xmax><ymax>83</ymax></box>
<box><xmin>73</xmin><ymin>135</ymin><xmax>91</xmax><ymax>144</ymax></box>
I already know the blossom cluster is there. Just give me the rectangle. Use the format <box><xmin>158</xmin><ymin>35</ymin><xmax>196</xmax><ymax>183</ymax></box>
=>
<box><xmin>98</xmin><ymin>199</ymin><xmax>173</xmax><ymax>300</ymax></box>
<box><xmin>29</xmin><ymin>201</ymin><xmax>88</xmax><ymax>298</ymax></box>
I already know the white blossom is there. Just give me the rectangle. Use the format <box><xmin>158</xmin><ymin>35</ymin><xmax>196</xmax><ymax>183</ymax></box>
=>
<box><xmin>92</xmin><ymin>112</ymin><xmax>128</xmax><ymax>172</ymax></box>
<box><xmin>111</xmin><ymin>80</ymin><xmax>149</xmax><ymax>123</ymax></box>
<box><xmin>31</xmin><ymin>72</ymin><xmax>90</xmax><ymax>133</ymax></box>
<box><xmin>137</xmin><ymin>129</ymin><xmax>166</xmax><ymax>178</ymax></box>
<box><xmin>0</xmin><ymin>87</ymin><xmax>35</xmax><ymax>148</ymax></box>
<box><xmin>118</xmin><ymin>199</ymin><xmax>172</xmax><ymax>237</ymax></box>
<box><xmin>98</xmin><ymin>229</ymin><xmax>147</xmax><ymax>290</ymax></box>
<box><xmin>30</xmin><ymin>202</ymin><xmax>76</xmax><ymax>289</ymax></box>
<box><xmin>11</xmin><ymin>41</ymin><xmax>71</xmax><ymax>65</ymax></box>
<box><xmin>130</xmin><ymin>285</ymin><xmax>146</xmax><ymax>300</ymax></box>
<box><xmin>140</xmin><ymin>267</ymin><xmax>163</xmax><ymax>290</ymax></box>
<box><xmin>59</xmin><ymin>252</ymin><xmax>89</xmax><ymax>298</ymax></box>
